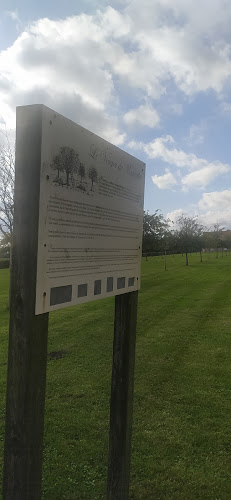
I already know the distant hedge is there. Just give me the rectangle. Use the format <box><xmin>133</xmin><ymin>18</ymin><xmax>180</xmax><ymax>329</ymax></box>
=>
<box><xmin>0</xmin><ymin>259</ymin><xmax>10</xmax><ymax>269</ymax></box>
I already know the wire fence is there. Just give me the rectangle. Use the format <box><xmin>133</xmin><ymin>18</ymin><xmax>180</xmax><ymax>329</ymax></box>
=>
<box><xmin>142</xmin><ymin>248</ymin><xmax>231</xmax><ymax>272</ymax></box>
<box><xmin>143</xmin><ymin>248</ymin><xmax>231</xmax><ymax>259</ymax></box>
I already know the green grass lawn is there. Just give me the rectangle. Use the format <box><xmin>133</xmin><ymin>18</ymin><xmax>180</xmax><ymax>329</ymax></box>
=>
<box><xmin>1</xmin><ymin>252</ymin><xmax>231</xmax><ymax>499</ymax></box>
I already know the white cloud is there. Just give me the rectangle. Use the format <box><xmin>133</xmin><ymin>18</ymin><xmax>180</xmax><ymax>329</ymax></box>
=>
<box><xmin>0</xmin><ymin>1</ymin><xmax>230</xmax><ymax>230</ymax></box>
<box><xmin>143</xmin><ymin>136</ymin><xmax>209</xmax><ymax>169</ymax></box>
<box><xmin>221</xmin><ymin>101</ymin><xmax>231</xmax><ymax>115</ymax></box>
<box><xmin>1</xmin><ymin>0</ymin><xmax>231</xmax><ymax>142</ymax></box>
<box><xmin>0</xmin><ymin>11</ymin><xmax>127</xmax><ymax>145</ymax></box>
<box><xmin>5</xmin><ymin>9</ymin><xmax>24</xmax><ymax>33</ymax></box>
<box><xmin>188</xmin><ymin>123</ymin><xmax>206</xmax><ymax>145</ymax></box>
<box><xmin>101</xmin><ymin>126</ymin><xmax>126</xmax><ymax>146</ymax></box>
<box><xmin>127</xmin><ymin>139</ymin><xmax>144</xmax><ymax>150</ymax></box>
<box><xmin>125</xmin><ymin>0</ymin><xmax>231</xmax><ymax>36</ymax></box>
<box><xmin>167</xmin><ymin>190</ymin><xmax>231</xmax><ymax>230</ymax></box>
<box><xmin>152</xmin><ymin>170</ymin><xmax>177</xmax><ymax>189</ymax></box>
<box><xmin>140</xmin><ymin>135</ymin><xmax>230</xmax><ymax>188</ymax></box>
<box><xmin>166</xmin><ymin>208</ymin><xmax>184</xmax><ymax>227</ymax></box>
<box><xmin>124</xmin><ymin>104</ymin><xmax>160</xmax><ymax>128</ymax></box>
<box><xmin>171</xmin><ymin>102</ymin><xmax>183</xmax><ymax>116</ymax></box>
<box><xmin>132</xmin><ymin>135</ymin><xmax>230</xmax><ymax>190</ymax></box>
<box><xmin>125</xmin><ymin>0</ymin><xmax>231</xmax><ymax>95</ymax></box>
<box><xmin>6</xmin><ymin>10</ymin><xmax>19</xmax><ymax>21</ymax></box>
<box><xmin>181</xmin><ymin>163</ymin><xmax>230</xmax><ymax>190</ymax></box>
<box><xmin>199</xmin><ymin>190</ymin><xmax>231</xmax><ymax>212</ymax></box>
<box><xmin>199</xmin><ymin>190</ymin><xmax>231</xmax><ymax>229</ymax></box>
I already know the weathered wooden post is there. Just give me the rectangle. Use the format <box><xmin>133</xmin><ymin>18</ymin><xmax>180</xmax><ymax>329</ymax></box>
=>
<box><xmin>3</xmin><ymin>106</ymin><xmax>49</xmax><ymax>500</ymax></box>
<box><xmin>107</xmin><ymin>291</ymin><xmax>138</xmax><ymax>500</ymax></box>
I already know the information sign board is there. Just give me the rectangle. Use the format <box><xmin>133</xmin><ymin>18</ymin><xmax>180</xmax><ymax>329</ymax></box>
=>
<box><xmin>18</xmin><ymin>105</ymin><xmax>145</xmax><ymax>314</ymax></box>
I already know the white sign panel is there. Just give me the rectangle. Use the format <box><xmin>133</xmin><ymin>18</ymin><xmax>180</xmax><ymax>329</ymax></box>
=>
<box><xmin>33</xmin><ymin>105</ymin><xmax>145</xmax><ymax>314</ymax></box>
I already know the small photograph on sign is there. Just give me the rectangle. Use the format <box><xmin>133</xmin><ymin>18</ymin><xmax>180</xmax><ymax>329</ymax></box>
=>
<box><xmin>107</xmin><ymin>277</ymin><xmax>114</xmax><ymax>293</ymax></box>
<box><xmin>50</xmin><ymin>285</ymin><xmax>72</xmax><ymax>306</ymax></box>
<box><xmin>78</xmin><ymin>284</ymin><xmax>88</xmax><ymax>298</ymax></box>
<box><xmin>117</xmin><ymin>277</ymin><xmax>126</xmax><ymax>290</ymax></box>
<box><xmin>94</xmin><ymin>280</ymin><xmax>102</xmax><ymax>296</ymax></box>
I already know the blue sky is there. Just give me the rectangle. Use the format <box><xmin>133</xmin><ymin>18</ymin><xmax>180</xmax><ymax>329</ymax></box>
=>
<box><xmin>1</xmin><ymin>0</ymin><xmax>231</xmax><ymax>228</ymax></box>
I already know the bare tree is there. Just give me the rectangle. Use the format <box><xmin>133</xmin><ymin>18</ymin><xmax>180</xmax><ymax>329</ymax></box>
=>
<box><xmin>213</xmin><ymin>223</ymin><xmax>225</xmax><ymax>258</ymax></box>
<box><xmin>176</xmin><ymin>215</ymin><xmax>205</xmax><ymax>266</ymax></box>
<box><xmin>0</xmin><ymin>130</ymin><xmax>15</xmax><ymax>242</ymax></box>
<box><xmin>142</xmin><ymin>210</ymin><xmax>170</xmax><ymax>255</ymax></box>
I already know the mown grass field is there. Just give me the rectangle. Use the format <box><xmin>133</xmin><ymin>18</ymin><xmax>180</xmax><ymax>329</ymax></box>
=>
<box><xmin>1</xmin><ymin>252</ymin><xmax>231</xmax><ymax>499</ymax></box>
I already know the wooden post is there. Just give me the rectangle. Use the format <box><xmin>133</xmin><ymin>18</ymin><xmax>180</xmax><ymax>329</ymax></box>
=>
<box><xmin>107</xmin><ymin>291</ymin><xmax>138</xmax><ymax>500</ymax></box>
<box><xmin>3</xmin><ymin>105</ymin><xmax>49</xmax><ymax>500</ymax></box>
<box><xmin>164</xmin><ymin>250</ymin><xmax>167</xmax><ymax>271</ymax></box>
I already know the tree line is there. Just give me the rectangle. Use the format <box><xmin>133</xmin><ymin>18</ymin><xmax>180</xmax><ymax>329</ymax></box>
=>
<box><xmin>143</xmin><ymin>210</ymin><xmax>231</xmax><ymax>266</ymax></box>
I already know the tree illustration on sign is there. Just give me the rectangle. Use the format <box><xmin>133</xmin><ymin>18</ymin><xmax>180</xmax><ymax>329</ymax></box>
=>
<box><xmin>60</xmin><ymin>146</ymin><xmax>79</xmax><ymax>187</ymax></box>
<box><xmin>88</xmin><ymin>166</ymin><xmax>98</xmax><ymax>191</ymax></box>
<box><xmin>78</xmin><ymin>162</ymin><xmax>86</xmax><ymax>187</ymax></box>
<box><xmin>52</xmin><ymin>146</ymin><xmax>80</xmax><ymax>187</ymax></box>
<box><xmin>52</xmin><ymin>154</ymin><xmax>64</xmax><ymax>179</ymax></box>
